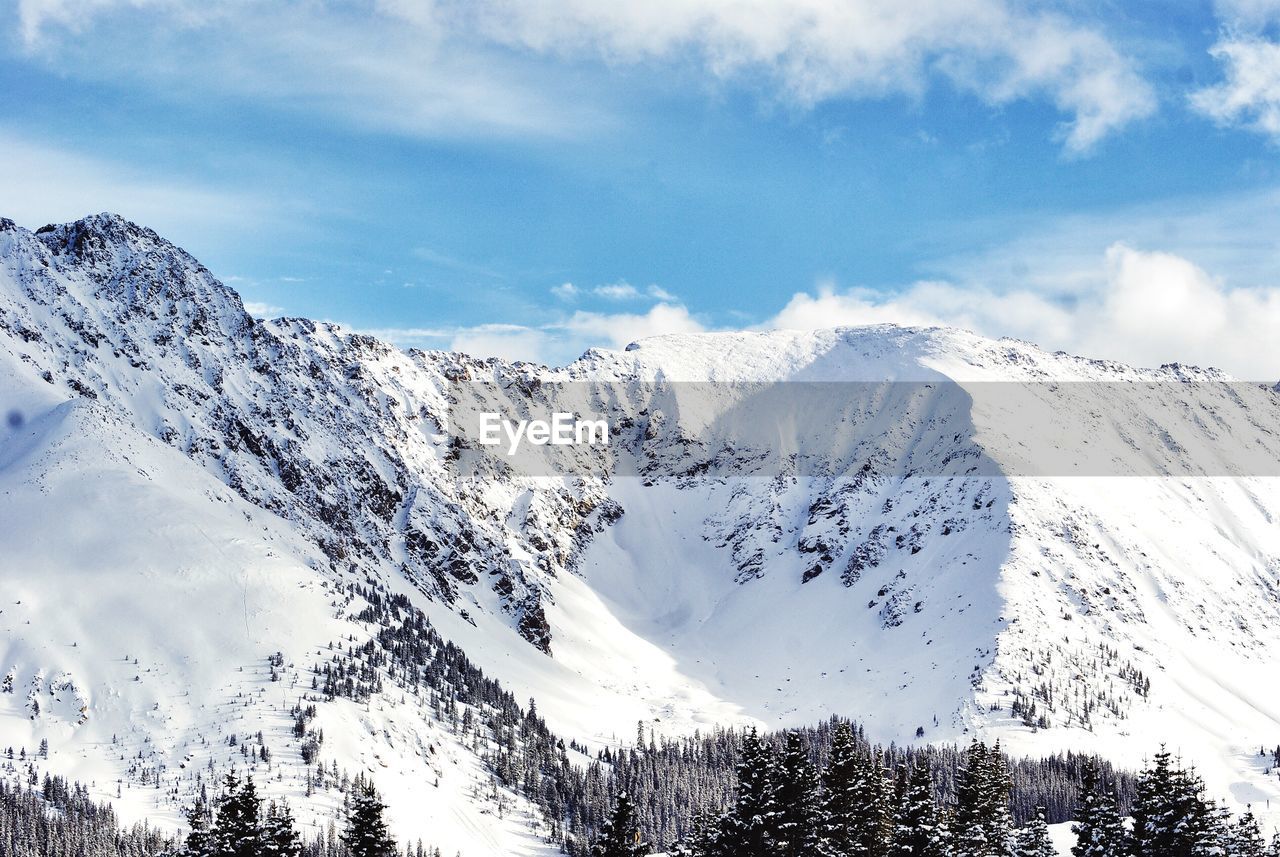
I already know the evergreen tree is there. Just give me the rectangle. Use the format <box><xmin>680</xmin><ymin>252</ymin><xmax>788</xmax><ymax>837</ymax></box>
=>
<box><xmin>1197</xmin><ymin>801</ymin><xmax>1231</xmax><ymax>857</ymax></box>
<box><xmin>1227</xmin><ymin>806</ymin><xmax>1266</xmax><ymax>857</ymax></box>
<box><xmin>719</xmin><ymin>728</ymin><xmax>782</xmax><ymax>857</ymax></box>
<box><xmin>776</xmin><ymin>731</ymin><xmax>821</xmax><ymax>857</ymax></box>
<box><xmin>819</xmin><ymin>722</ymin><xmax>863</xmax><ymax>857</ymax></box>
<box><xmin>681</xmin><ymin>807</ymin><xmax>722</xmax><ymax>857</ymax></box>
<box><xmin>591</xmin><ymin>792</ymin><xmax>650</xmax><ymax>857</ymax></box>
<box><xmin>818</xmin><ymin>726</ymin><xmax>891</xmax><ymax>857</ymax></box>
<box><xmin>261</xmin><ymin>801</ymin><xmax>303</xmax><ymax>857</ymax></box>
<box><xmin>1015</xmin><ymin>807</ymin><xmax>1057</xmax><ymax>857</ymax></box>
<box><xmin>212</xmin><ymin>773</ymin><xmax>262</xmax><ymax>857</ymax></box>
<box><xmin>184</xmin><ymin>797</ymin><xmax>213</xmax><ymax>857</ymax></box>
<box><xmin>1130</xmin><ymin>747</ymin><xmax>1176</xmax><ymax>856</ymax></box>
<box><xmin>1131</xmin><ymin>747</ymin><xmax>1223</xmax><ymax>857</ymax></box>
<box><xmin>952</xmin><ymin>740</ymin><xmax>1014</xmax><ymax>857</ymax></box>
<box><xmin>1071</xmin><ymin>759</ymin><xmax>1129</xmax><ymax>857</ymax></box>
<box><xmin>890</xmin><ymin>762</ymin><xmax>946</xmax><ymax>857</ymax></box>
<box><xmin>0</xmin><ymin>776</ymin><xmax>177</xmax><ymax>856</ymax></box>
<box><xmin>342</xmin><ymin>783</ymin><xmax>399</xmax><ymax>857</ymax></box>
<box><xmin>985</xmin><ymin>742</ymin><xmax>1017</xmax><ymax>857</ymax></box>
<box><xmin>952</xmin><ymin>740</ymin><xmax>988</xmax><ymax>856</ymax></box>
<box><xmin>849</xmin><ymin>750</ymin><xmax>892</xmax><ymax>857</ymax></box>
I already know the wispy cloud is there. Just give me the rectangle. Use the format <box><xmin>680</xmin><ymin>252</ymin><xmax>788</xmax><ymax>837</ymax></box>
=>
<box><xmin>358</xmin><ymin>326</ymin><xmax>457</xmax><ymax>349</ymax></box>
<box><xmin>12</xmin><ymin>1</ymin><xmax>608</xmax><ymax>141</ymax></box>
<box><xmin>549</xmin><ymin>280</ymin><xmax>679</xmax><ymax>303</ymax></box>
<box><xmin>759</xmin><ymin>185</ymin><xmax>1280</xmax><ymax>380</ymax></box>
<box><xmin>592</xmin><ymin>282</ymin><xmax>640</xmax><ymax>301</ymax></box>
<box><xmin>11</xmin><ymin>0</ymin><xmax>1155</xmax><ymax>151</ymax></box>
<box><xmin>921</xmin><ymin>186</ymin><xmax>1280</xmax><ymax>297</ymax></box>
<box><xmin>360</xmin><ymin>302</ymin><xmax>704</xmax><ymax>366</ymax></box>
<box><xmin>0</xmin><ymin>129</ymin><xmax>264</xmax><ymax>239</ymax></box>
<box><xmin>412</xmin><ymin>246</ymin><xmax>508</xmax><ymax>280</ymax></box>
<box><xmin>373</xmin><ymin>180</ymin><xmax>1280</xmax><ymax>378</ymax></box>
<box><xmin>471</xmin><ymin>0</ymin><xmax>1156</xmax><ymax>153</ymax></box>
<box><xmin>450</xmin><ymin>324</ymin><xmax>559</xmax><ymax>364</ymax></box>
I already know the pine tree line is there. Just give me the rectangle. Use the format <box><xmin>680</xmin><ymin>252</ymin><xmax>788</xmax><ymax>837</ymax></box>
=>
<box><xmin>183</xmin><ymin>771</ymin><xmax>304</xmax><ymax>857</ymax></box>
<box><xmin>0</xmin><ymin>775</ymin><xmax>175</xmax><ymax>857</ymax></box>
<box><xmin>584</xmin><ymin>732</ymin><xmax>1280</xmax><ymax>857</ymax></box>
<box><xmin>641</xmin><ymin>733</ymin><xmax>1280</xmax><ymax>857</ymax></box>
<box><xmin>577</xmin><ymin>718</ymin><xmax>1137</xmax><ymax>848</ymax></box>
<box><xmin>662</xmin><ymin>726</ymin><xmax>1027</xmax><ymax>856</ymax></box>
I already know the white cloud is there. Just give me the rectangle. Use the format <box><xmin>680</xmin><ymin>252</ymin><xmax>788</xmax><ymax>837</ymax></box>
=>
<box><xmin>1079</xmin><ymin>244</ymin><xmax>1280</xmax><ymax>377</ymax></box>
<box><xmin>551</xmin><ymin>281</ymin><xmax>680</xmax><ymax>303</ymax></box>
<box><xmin>12</xmin><ymin>1</ymin><xmax>603</xmax><ymax>140</ymax></box>
<box><xmin>364</xmin><ymin>322</ymin><xmax>560</xmax><ymax>365</ymax></box>
<box><xmin>1192</xmin><ymin>35</ymin><xmax>1280</xmax><ymax>138</ymax></box>
<box><xmin>450</xmin><ymin>324</ymin><xmax>552</xmax><ymax>364</ymax></box>
<box><xmin>11</xmin><ymin>0</ymin><xmax>1155</xmax><ymax>150</ymax></box>
<box><xmin>764</xmin><ymin>244</ymin><xmax>1280</xmax><ymax>379</ymax></box>
<box><xmin>557</xmin><ymin>303</ymin><xmax>705</xmax><ymax>350</ymax></box>
<box><xmin>242</xmin><ymin>301</ymin><xmax>284</xmax><ymax>318</ymax></box>
<box><xmin>1212</xmin><ymin>0</ymin><xmax>1280</xmax><ymax>24</ymax></box>
<box><xmin>472</xmin><ymin>0</ymin><xmax>1155</xmax><ymax>152</ymax></box>
<box><xmin>1190</xmin><ymin>0</ymin><xmax>1280</xmax><ymax>139</ymax></box>
<box><xmin>592</xmin><ymin>282</ymin><xmax>641</xmax><ymax>300</ymax></box>
<box><xmin>359</xmin><ymin>326</ymin><xmax>455</xmax><ymax>348</ymax></box>
<box><xmin>925</xmin><ymin>186</ymin><xmax>1280</xmax><ymax>300</ymax></box>
<box><xmin>766</xmin><ymin>280</ymin><xmax>1077</xmax><ymax>356</ymax></box>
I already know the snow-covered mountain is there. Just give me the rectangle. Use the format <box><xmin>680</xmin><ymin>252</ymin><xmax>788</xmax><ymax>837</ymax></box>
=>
<box><xmin>3</xmin><ymin>213</ymin><xmax>1280</xmax><ymax>849</ymax></box>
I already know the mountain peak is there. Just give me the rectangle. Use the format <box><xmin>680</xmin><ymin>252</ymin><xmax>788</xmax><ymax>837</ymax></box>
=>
<box><xmin>34</xmin><ymin>212</ymin><xmax>173</xmax><ymax>264</ymax></box>
<box><xmin>13</xmin><ymin>212</ymin><xmax>254</xmax><ymax>341</ymax></box>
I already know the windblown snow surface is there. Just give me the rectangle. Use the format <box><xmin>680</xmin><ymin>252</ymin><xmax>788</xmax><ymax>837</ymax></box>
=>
<box><xmin>3</xmin><ymin>213</ymin><xmax>1280</xmax><ymax>852</ymax></box>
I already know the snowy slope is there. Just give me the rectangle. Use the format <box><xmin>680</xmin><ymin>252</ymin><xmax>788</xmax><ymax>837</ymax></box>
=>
<box><xmin>3</xmin><ymin>213</ymin><xmax>1280</xmax><ymax>844</ymax></box>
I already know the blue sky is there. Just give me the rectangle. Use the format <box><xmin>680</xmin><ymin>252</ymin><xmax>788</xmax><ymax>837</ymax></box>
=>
<box><xmin>3</xmin><ymin>0</ymin><xmax>1280</xmax><ymax>376</ymax></box>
